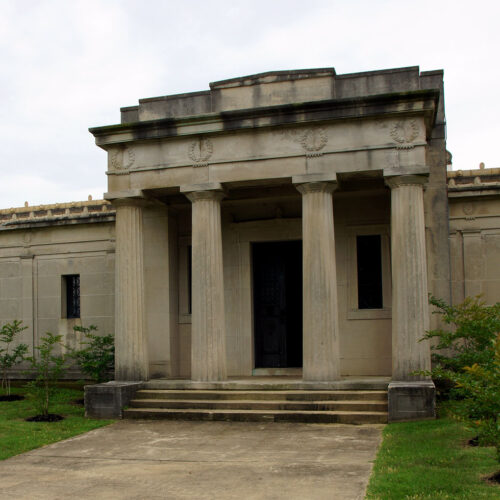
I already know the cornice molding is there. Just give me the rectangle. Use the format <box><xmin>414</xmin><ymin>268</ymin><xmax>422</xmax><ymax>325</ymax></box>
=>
<box><xmin>90</xmin><ymin>89</ymin><xmax>439</xmax><ymax>149</ymax></box>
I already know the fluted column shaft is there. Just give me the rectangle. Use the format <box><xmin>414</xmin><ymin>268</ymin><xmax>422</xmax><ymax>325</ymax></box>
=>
<box><xmin>114</xmin><ymin>199</ymin><xmax>148</xmax><ymax>381</ymax></box>
<box><xmin>296</xmin><ymin>181</ymin><xmax>340</xmax><ymax>381</ymax></box>
<box><xmin>386</xmin><ymin>175</ymin><xmax>431</xmax><ymax>380</ymax></box>
<box><xmin>186</xmin><ymin>190</ymin><xmax>227</xmax><ymax>381</ymax></box>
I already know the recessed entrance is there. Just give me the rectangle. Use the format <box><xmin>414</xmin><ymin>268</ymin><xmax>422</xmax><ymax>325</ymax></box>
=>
<box><xmin>252</xmin><ymin>240</ymin><xmax>302</xmax><ymax>368</ymax></box>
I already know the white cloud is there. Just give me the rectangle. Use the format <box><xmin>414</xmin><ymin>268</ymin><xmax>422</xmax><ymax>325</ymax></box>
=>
<box><xmin>0</xmin><ymin>173</ymin><xmax>102</xmax><ymax>208</ymax></box>
<box><xmin>0</xmin><ymin>0</ymin><xmax>499</xmax><ymax>207</ymax></box>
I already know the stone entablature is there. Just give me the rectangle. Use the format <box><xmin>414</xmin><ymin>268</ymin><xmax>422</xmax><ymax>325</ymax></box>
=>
<box><xmin>90</xmin><ymin>67</ymin><xmax>442</xmax><ymax>203</ymax></box>
<box><xmin>93</xmin><ymin>93</ymin><xmax>435</xmax><ymax>192</ymax></box>
<box><xmin>0</xmin><ymin>199</ymin><xmax>115</xmax><ymax>230</ymax></box>
<box><xmin>91</xmin><ymin>74</ymin><xmax>444</xmax><ymax>207</ymax></box>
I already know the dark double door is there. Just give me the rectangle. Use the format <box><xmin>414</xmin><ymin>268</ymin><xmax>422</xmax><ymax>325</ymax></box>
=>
<box><xmin>253</xmin><ymin>241</ymin><xmax>302</xmax><ymax>368</ymax></box>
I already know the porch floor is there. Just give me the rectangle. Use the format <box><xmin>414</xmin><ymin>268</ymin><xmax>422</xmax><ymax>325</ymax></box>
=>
<box><xmin>144</xmin><ymin>376</ymin><xmax>391</xmax><ymax>391</ymax></box>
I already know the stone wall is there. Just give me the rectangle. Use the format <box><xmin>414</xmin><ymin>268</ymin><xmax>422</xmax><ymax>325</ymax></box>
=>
<box><xmin>0</xmin><ymin>200</ymin><xmax>115</xmax><ymax>377</ymax></box>
<box><xmin>448</xmin><ymin>168</ymin><xmax>500</xmax><ymax>305</ymax></box>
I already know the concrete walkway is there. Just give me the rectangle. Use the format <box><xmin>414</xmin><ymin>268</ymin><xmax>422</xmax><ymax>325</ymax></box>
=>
<box><xmin>0</xmin><ymin>420</ymin><xmax>383</xmax><ymax>500</ymax></box>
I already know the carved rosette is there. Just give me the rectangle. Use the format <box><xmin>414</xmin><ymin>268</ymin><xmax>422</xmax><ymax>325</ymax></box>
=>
<box><xmin>390</xmin><ymin>120</ymin><xmax>418</xmax><ymax>149</ymax></box>
<box><xmin>189</xmin><ymin>138</ymin><xmax>213</xmax><ymax>166</ymax></box>
<box><xmin>110</xmin><ymin>146</ymin><xmax>135</xmax><ymax>170</ymax></box>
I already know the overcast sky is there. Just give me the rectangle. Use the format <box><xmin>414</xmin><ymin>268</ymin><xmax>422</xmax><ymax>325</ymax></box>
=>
<box><xmin>0</xmin><ymin>0</ymin><xmax>498</xmax><ymax>208</ymax></box>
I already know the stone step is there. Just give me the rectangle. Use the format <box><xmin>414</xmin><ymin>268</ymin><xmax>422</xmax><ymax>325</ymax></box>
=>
<box><xmin>143</xmin><ymin>379</ymin><xmax>390</xmax><ymax>391</ymax></box>
<box><xmin>134</xmin><ymin>389</ymin><xmax>388</xmax><ymax>402</ymax></box>
<box><xmin>129</xmin><ymin>398</ymin><xmax>388</xmax><ymax>412</ymax></box>
<box><xmin>123</xmin><ymin>407</ymin><xmax>388</xmax><ymax>424</ymax></box>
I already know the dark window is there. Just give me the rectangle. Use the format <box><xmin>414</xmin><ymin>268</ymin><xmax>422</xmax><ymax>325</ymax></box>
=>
<box><xmin>356</xmin><ymin>235</ymin><xmax>383</xmax><ymax>309</ymax></box>
<box><xmin>64</xmin><ymin>275</ymin><xmax>80</xmax><ymax>318</ymax></box>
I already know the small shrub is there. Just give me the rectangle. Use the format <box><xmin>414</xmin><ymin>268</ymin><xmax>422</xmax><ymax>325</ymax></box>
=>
<box><xmin>0</xmin><ymin>320</ymin><xmax>28</xmax><ymax>395</ymax></box>
<box><xmin>25</xmin><ymin>332</ymin><xmax>67</xmax><ymax>417</ymax></box>
<box><xmin>418</xmin><ymin>296</ymin><xmax>500</xmax><ymax>462</ymax></box>
<box><xmin>424</xmin><ymin>296</ymin><xmax>500</xmax><ymax>373</ymax></box>
<box><xmin>71</xmin><ymin>325</ymin><xmax>114</xmax><ymax>383</ymax></box>
<box><xmin>443</xmin><ymin>334</ymin><xmax>500</xmax><ymax>461</ymax></box>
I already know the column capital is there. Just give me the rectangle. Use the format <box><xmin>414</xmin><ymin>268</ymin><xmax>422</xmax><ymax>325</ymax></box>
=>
<box><xmin>385</xmin><ymin>174</ymin><xmax>428</xmax><ymax>190</ymax></box>
<box><xmin>185</xmin><ymin>190</ymin><xmax>226</xmax><ymax>203</ymax></box>
<box><xmin>293</xmin><ymin>174</ymin><xmax>338</xmax><ymax>195</ymax></box>
<box><xmin>295</xmin><ymin>181</ymin><xmax>338</xmax><ymax>195</ymax></box>
<box><xmin>180</xmin><ymin>182</ymin><xmax>226</xmax><ymax>203</ymax></box>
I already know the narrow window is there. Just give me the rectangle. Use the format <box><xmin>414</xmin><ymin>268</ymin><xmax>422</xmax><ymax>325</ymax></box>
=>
<box><xmin>356</xmin><ymin>235</ymin><xmax>383</xmax><ymax>309</ymax></box>
<box><xmin>63</xmin><ymin>275</ymin><xmax>80</xmax><ymax>318</ymax></box>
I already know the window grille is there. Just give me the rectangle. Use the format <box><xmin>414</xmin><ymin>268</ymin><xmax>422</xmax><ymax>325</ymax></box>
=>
<box><xmin>64</xmin><ymin>275</ymin><xmax>80</xmax><ymax>318</ymax></box>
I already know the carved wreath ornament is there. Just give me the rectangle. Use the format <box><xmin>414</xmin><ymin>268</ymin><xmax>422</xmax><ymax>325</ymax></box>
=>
<box><xmin>390</xmin><ymin>120</ymin><xmax>418</xmax><ymax>148</ymax></box>
<box><xmin>189</xmin><ymin>138</ymin><xmax>213</xmax><ymax>163</ymax></box>
<box><xmin>300</xmin><ymin>128</ymin><xmax>328</xmax><ymax>152</ymax></box>
<box><xmin>111</xmin><ymin>147</ymin><xmax>135</xmax><ymax>170</ymax></box>
<box><xmin>463</xmin><ymin>203</ymin><xmax>474</xmax><ymax>216</ymax></box>
<box><xmin>277</xmin><ymin>127</ymin><xmax>328</xmax><ymax>154</ymax></box>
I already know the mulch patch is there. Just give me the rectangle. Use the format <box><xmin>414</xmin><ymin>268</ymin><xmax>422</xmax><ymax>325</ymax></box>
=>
<box><xmin>466</xmin><ymin>437</ymin><xmax>500</xmax><ymax>486</ymax></box>
<box><xmin>25</xmin><ymin>414</ymin><xmax>64</xmax><ymax>422</ymax></box>
<box><xmin>485</xmin><ymin>470</ymin><xmax>500</xmax><ymax>485</ymax></box>
<box><xmin>0</xmin><ymin>394</ymin><xmax>25</xmax><ymax>402</ymax></box>
<box><xmin>468</xmin><ymin>436</ymin><xmax>479</xmax><ymax>446</ymax></box>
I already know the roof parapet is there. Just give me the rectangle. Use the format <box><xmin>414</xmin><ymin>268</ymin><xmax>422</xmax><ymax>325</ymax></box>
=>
<box><xmin>0</xmin><ymin>199</ymin><xmax>114</xmax><ymax>228</ymax></box>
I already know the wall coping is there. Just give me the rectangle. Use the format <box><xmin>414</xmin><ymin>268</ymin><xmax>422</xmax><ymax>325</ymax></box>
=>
<box><xmin>447</xmin><ymin>167</ymin><xmax>500</xmax><ymax>196</ymax></box>
<box><xmin>0</xmin><ymin>199</ymin><xmax>114</xmax><ymax>229</ymax></box>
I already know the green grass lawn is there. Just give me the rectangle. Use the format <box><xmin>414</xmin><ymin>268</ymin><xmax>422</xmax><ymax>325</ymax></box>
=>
<box><xmin>366</xmin><ymin>417</ymin><xmax>500</xmax><ymax>500</ymax></box>
<box><xmin>0</xmin><ymin>385</ymin><xmax>113</xmax><ymax>460</ymax></box>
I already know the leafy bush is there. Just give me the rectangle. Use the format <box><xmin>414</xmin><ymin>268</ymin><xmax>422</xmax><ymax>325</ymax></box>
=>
<box><xmin>447</xmin><ymin>334</ymin><xmax>499</xmax><ymax>460</ymax></box>
<box><xmin>423</xmin><ymin>296</ymin><xmax>500</xmax><ymax>374</ymax></box>
<box><xmin>0</xmin><ymin>320</ymin><xmax>28</xmax><ymax>395</ymax></box>
<box><xmin>25</xmin><ymin>332</ymin><xmax>67</xmax><ymax>417</ymax></box>
<box><xmin>71</xmin><ymin>325</ymin><xmax>114</xmax><ymax>383</ymax></box>
<box><xmin>419</xmin><ymin>296</ymin><xmax>500</xmax><ymax>462</ymax></box>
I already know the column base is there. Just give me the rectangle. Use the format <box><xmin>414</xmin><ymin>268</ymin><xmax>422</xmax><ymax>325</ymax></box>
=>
<box><xmin>84</xmin><ymin>381</ymin><xmax>143</xmax><ymax>419</ymax></box>
<box><xmin>388</xmin><ymin>381</ymin><xmax>436</xmax><ymax>422</ymax></box>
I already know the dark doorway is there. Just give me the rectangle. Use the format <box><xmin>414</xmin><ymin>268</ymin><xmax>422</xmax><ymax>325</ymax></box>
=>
<box><xmin>252</xmin><ymin>241</ymin><xmax>302</xmax><ymax>368</ymax></box>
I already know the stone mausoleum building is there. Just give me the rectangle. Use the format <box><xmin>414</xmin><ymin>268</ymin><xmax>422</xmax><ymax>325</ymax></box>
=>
<box><xmin>1</xmin><ymin>66</ymin><xmax>499</xmax><ymax>422</ymax></box>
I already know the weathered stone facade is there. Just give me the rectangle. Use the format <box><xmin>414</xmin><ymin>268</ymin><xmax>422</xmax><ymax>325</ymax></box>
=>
<box><xmin>448</xmin><ymin>168</ymin><xmax>500</xmax><ymax>304</ymax></box>
<box><xmin>1</xmin><ymin>66</ymin><xmax>499</xmax><ymax>420</ymax></box>
<box><xmin>0</xmin><ymin>200</ymin><xmax>115</xmax><ymax>377</ymax></box>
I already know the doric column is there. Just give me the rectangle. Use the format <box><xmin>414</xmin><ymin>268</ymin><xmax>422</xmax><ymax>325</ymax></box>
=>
<box><xmin>182</xmin><ymin>185</ymin><xmax>227</xmax><ymax>381</ymax></box>
<box><xmin>294</xmin><ymin>178</ymin><xmax>340</xmax><ymax>381</ymax></box>
<box><xmin>385</xmin><ymin>175</ymin><xmax>431</xmax><ymax>380</ymax></box>
<box><xmin>113</xmin><ymin>198</ymin><xmax>148</xmax><ymax>381</ymax></box>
